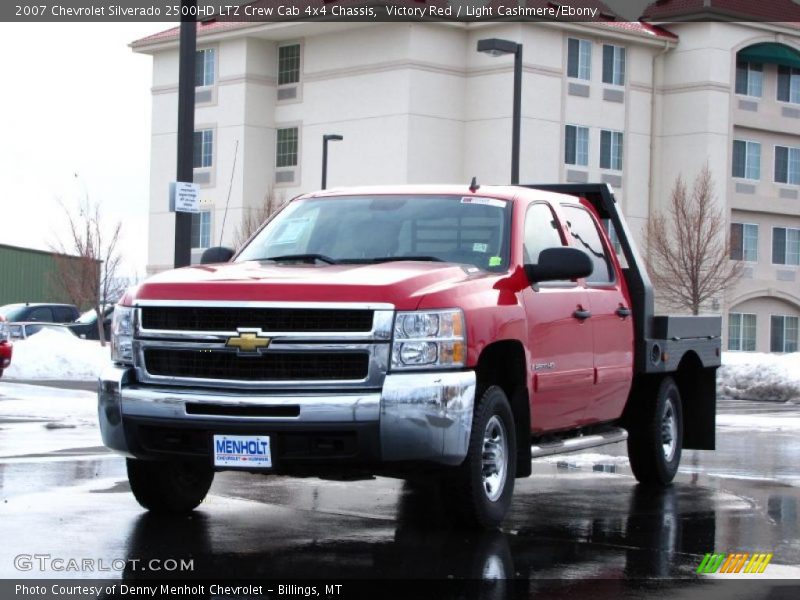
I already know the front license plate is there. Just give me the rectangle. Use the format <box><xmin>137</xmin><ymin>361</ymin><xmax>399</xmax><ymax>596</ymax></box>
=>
<box><xmin>213</xmin><ymin>435</ymin><xmax>272</xmax><ymax>468</ymax></box>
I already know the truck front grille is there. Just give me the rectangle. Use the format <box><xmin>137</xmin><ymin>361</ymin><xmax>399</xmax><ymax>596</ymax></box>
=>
<box><xmin>143</xmin><ymin>349</ymin><xmax>370</xmax><ymax>382</ymax></box>
<box><xmin>140</xmin><ymin>307</ymin><xmax>374</xmax><ymax>333</ymax></box>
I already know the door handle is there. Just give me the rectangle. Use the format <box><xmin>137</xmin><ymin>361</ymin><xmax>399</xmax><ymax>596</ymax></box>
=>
<box><xmin>573</xmin><ymin>309</ymin><xmax>592</xmax><ymax>320</ymax></box>
<box><xmin>616</xmin><ymin>306</ymin><xmax>632</xmax><ymax>318</ymax></box>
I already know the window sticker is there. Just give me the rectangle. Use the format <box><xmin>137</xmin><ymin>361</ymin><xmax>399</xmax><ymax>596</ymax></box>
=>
<box><xmin>489</xmin><ymin>256</ymin><xmax>502</xmax><ymax>267</ymax></box>
<box><xmin>273</xmin><ymin>218</ymin><xmax>310</xmax><ymax>244</ymax></box>
<box><xmin>460</xmin><ymin>197</ymin><xmax>507</xmax><ymax>209</ymax></box>
<box><xmin>473</xmin><ymin>242</ymin><xmax>488</xmax><ymax>253</ymax></box>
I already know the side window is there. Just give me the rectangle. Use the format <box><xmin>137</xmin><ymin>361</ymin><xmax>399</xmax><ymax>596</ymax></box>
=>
<box><xmin>523</xmin><ymin>203</ymin><xmax>564</xmax><ymax>264</ymax></box>
<box><xmin>55</xmin><ymin>307</ymin><xmax>77</xmax><ymax>322</ymax></box>
<box><xmin>562</xmin><ymin>205</ymin><xmax>614</xmax><ymax>284</ymax></box>
<box><xmin>28</xmin><ymin>307</ymin><xmax>53</xmax><ymax>322</ymax></box>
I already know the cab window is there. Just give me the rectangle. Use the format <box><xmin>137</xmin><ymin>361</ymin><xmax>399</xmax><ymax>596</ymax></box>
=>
<box><xmin>523</xmin><ymin>203</ymin><xmax>564</xmax><ymax>264</ymax></box>
<box><xmin>562</xmin><ymin>205</ymin><xmax>614</xmax><ymax>284</ymax></box>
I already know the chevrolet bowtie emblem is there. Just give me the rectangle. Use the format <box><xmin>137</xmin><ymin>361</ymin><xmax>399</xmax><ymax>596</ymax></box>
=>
<box><xmin>226</xmin><ymin>330</ymin><xmax>271</xmax><ymax>353</ymax></box>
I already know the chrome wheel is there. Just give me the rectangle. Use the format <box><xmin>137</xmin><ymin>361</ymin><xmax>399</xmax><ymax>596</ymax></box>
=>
<box><xmin>482</xmin><ymin>415</ymin><xmax>508</xmax><ymax>502</ymax></box>
<box><xmin>661</xmin><ymin>398</ymin><xmax>678</xmax><ymax>462</ymax></box>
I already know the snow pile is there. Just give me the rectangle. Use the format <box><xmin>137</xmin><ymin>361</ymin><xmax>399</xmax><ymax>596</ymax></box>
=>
<box><xmin>3</xmin><ymin>329</ymin><xmax>110</xmax><ymax>381</ymax></box>
<box><xmin>718</xmin><ymin>352</ymin><xmax>800</xmax><ymax>402</ymax></box>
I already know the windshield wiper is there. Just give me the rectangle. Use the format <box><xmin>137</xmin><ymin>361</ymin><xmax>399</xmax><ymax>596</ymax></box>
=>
<box><xmin>342</xmin><ymin>256</ymin><xmax>445</xmax><ymax>264</ymax></box>
<box><xmin>263</xmin><ymin>254</ymin><xmax>339</xmax><ymax>264</ymax></box>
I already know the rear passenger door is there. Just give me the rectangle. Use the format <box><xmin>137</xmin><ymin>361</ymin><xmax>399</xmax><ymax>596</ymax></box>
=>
<box><xmin>561</xmin><ymin>204</ymin><xmax>633</xmax><ymax>423</ymax></box>
<box><xmin>520</xmin><ymin>202</ymin><xmax>596</xmax><ymax>433</ymax></box>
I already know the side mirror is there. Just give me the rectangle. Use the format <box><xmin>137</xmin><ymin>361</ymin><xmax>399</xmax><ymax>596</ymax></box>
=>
<box><xmin>200</xmin><ymin>246</ymin><xmax>235</xmax><ymax>265</ymax></box>
<box><xmin>524</xmin><ymin>247</ymin><xmax>593</xmax><ymax>284</ymax></box>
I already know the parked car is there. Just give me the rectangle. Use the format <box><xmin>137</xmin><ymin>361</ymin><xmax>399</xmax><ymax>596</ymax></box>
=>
<box><xmin>0</xmin><ymin>303</ymin><xmax>80</xmax><ymax>324</ymax></box>
<box><xmin>66</xmin><ymin>306</ymin><xmax>114</xmax><ymax>341</ymax></box>
<box><xmin>0</xmin><ymin>316</ymin><xmax>12</xmax><ymax>378</ymax></box>
<box><xmin>7</xmin><ymin>322</ymin><xmax>77</xmax><ymax>341</ymax></box>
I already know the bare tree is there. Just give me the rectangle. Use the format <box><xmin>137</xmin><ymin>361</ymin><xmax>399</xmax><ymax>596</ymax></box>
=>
<box><xmin>52</xmin><ymin>197</ymin><xmax>124</xmax><ymax>346</ymax></box>
<box><xmin>645</xmin><ymin>165</ymin><xmax>742</xmax><ymax>315</ymax></box>
<box><xmin>232</xmin><ymin>189</ymin><xmax>284</xmax><ymax>250</ymax></box>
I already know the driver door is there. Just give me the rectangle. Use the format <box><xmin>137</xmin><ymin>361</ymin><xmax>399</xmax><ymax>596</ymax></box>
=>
<box><xmin>520</xmin><ymin>202</ymin><xmax>595</xmax><ymax>433</ymax></box>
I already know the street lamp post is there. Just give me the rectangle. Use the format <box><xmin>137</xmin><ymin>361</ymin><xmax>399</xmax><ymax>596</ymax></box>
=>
<box><xmin>174</xmin><ymin>0</ymin><xmax>197</xmax><ymax>268</ymax></box>
<box><xmin>477</xmin><ymin>38</ymin><xmax>522</xmax><ymax>185</ymax></box>
<box><xmin>321</xmin><ymin>134</ymin><xmax>344</xmax><ymax>189</ymax></box>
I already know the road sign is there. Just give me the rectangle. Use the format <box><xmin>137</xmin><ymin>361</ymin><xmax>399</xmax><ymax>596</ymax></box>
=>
<box><xmin>170</xmin><ymin>181</ymin><xmax>200</xmax><ymax>213</ymax></box>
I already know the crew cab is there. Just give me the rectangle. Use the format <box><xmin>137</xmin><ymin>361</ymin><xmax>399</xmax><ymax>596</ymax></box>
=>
<box><xmin>99</xmin><ymin>184</ymin><xmax>720</xmax><ymax>527</ymax></box>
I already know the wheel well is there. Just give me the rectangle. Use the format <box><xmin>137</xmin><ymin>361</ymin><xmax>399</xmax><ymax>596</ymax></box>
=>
<box><xmin>674</xmin><ymin>351</ymin><xmax>716</xmax><ymax>451</ymax></box>
<box><xmin>476</xmin><ymin>341</ymin><xmax>531</xmax><ymax>477</ymax></box>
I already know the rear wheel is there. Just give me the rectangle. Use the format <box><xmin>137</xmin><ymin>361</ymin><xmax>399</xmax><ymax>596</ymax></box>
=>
<box><xmin>447</xmin><ymin>386</ymin><xmax>516</xmax><ymax>528</ymax></box>
<box><xmin>127</xmin><ymin>459</ymin><xmax>214</xmax><ymax>513</ymax></box>
<box><xmin>627</xmin><ymin>377</ymin><xmax>683</xmax><ymax>485</ymax></box>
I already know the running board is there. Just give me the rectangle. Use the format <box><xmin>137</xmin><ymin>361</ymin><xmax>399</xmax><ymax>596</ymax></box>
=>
<box><xmin>530</xmin><ymin>427</ymin><xmax>628</xmax><ymax>459</ymax></box>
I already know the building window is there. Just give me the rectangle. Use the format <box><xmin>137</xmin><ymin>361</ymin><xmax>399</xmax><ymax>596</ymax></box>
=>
<box><xmin>602</xmin><ymin>45</ymin><xmax>626</xmax><ymax>86</ymax></box>
<box><xmin>191</xmin><ymin>211</ymin><xmax>211</xmax><ymax>249</ymax></box>
<box><xmin>730</xmin><ymin>223</ymin><xmax>758</xmax><ymax>262</ymax></box>
<box><xmin>732</xmin><ymin>140</ymin><xmax>761</xmax><ymax>180</ymax></box>
<box><xmin>735</xmin><ymin>61</ymin><xmax>762</xmax><ymax>97</ymax></box>
<box><xmin>775</xmin><ymin>146</ymin><xmax>800</xmax><ymax>185</ymax></box>
<box><xmin>193</xmin><ymin>130</ymin><xmax>213</xmax><ymax>169</ymax></box>
<box><xmin>771</xmin><ymin>315</ymin><xmax>799</xmax><ymax>352</ymax></box>
<box><xmin>276</xmin><ymin>127</ymin><xmax>299</xmax><ymax>168</ymax></box>
<box><xmin>778</xmin><ymin>66</ymin><xmax>800</xmax><ymax>104</ymax></box>
<box><xmin>600</xmin><ymin>130</ymin><xmax>623</xmax><ymax>171</ymax></box>
<box><xmin>567</xmin><ymin>38</ymin><xmax>591</xmax><ymax>81</ymax></box>
<box><xmin>564</xmin><ymin>125</ymin><xmax>589</xmax><ymax>166</ymax></box>
<box><xmin>772</xmin><ymin>227</ymin><xmax>800</xmax><ymax>266</ymax></box>
<box><xmin>278</xmin><ymin>44</ymin><xmax>301</xmax><ymax>86</ymax></box>
<box><xmin>728</xmin><ymin>312</ymin><xmax>756</xmax><ymax>351</ymax></box>
<box><xmin>195</xmin><ymin>48</ymin><xmax>215</xmax><ymax>87</ymax></box>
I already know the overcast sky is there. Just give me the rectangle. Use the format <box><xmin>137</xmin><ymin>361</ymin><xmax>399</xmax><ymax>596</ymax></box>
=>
<box><xmin>0</xmin><ymin>22</ymin><xmax>165</xmax><ymax>278</ymax></box>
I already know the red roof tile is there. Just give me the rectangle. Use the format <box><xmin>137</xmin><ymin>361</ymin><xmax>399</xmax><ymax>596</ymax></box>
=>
<box><xmin>642</xmin><ymin>0</ymin><xmax>800</xmax><ymax>21</ymax></box>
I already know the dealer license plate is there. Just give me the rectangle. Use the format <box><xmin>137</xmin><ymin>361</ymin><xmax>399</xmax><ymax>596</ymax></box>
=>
<box><xmin>213</xmin><ymin>435</ymin><xmax>272</xmax><ymax>468</ymax></box>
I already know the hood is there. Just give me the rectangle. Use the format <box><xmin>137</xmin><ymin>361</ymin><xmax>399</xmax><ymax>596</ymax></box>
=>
<box><xmin>130</xmin><ymin>260</ymin><xmax>493</xmax><ymax>310</ymax></box>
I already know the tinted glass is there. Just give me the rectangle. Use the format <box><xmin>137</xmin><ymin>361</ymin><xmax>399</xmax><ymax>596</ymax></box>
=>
<box><xmin>523</xmin><ymin>203</ymin><xmax>564</xmax><ymax>264</ymax></box>
<box><xmin>562</xmin><ymin>205</ymin><xmax>614</xmax><ymax>283</ymax></box>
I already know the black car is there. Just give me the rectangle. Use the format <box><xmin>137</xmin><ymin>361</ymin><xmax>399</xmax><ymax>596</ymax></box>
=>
<box><xmin>65</xmin><ymin>306</ymin><xmax>114</xmax><ymax>341</ymax></box>
<box><xmin>0</xmin><ymin>303</ymin><xmax>80</xmax><ymax>323</ymax></box>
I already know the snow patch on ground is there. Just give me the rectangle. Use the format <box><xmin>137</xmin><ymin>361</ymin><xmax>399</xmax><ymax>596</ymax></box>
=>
<box><xmin>716</xmin><ymin>413</ymin><xmax>800</xmax><ymax>431</ymax></box>
<box><xmin>3</xmin><ymin>329</ymin><xmax>110</xmax><ymax>381</ymax></box>
<box><xmin>718</xmin><ymin>352</ymin><xmax>800</xmax><ymax>402</ymax></box>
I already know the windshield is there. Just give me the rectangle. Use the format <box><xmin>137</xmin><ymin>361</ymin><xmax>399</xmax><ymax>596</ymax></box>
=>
<box><xmin>236</xmin><ymin>195</ymin><xmax>511</xmax><ymax>272</ymax></box>
<box><xmin>76</xmin><ymin>309</ymin><xmax>97</xmax><ymax>324</ymax></box>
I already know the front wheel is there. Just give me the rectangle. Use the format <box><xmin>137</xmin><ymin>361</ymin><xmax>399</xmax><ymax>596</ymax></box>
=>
<box><xmin>627</xmin><ymin>377</ymin><xmax>683</xmax><ymax>485</ymax></box>
<box><xmin>447</xmin><ymin>386</ymin><xmax>517</xmax><ymax>529</ymax></box>
<box><xmin>127</xmin><ymin>459</ymin><xmax>214</xmax><ymax>514</ymax></box>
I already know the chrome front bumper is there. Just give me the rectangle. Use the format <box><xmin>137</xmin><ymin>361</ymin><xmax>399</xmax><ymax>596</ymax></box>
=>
<box><xmin>98</xmin><ymin>366</ymin><xmax>475</xmax><ymax>466</ymax></box>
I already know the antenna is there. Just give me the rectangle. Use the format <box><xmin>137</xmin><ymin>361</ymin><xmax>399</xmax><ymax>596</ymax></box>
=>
<box><xmin>469</xmin><ymin>176</ymin><xmax>480</xmax><ymax>192</ymax></box>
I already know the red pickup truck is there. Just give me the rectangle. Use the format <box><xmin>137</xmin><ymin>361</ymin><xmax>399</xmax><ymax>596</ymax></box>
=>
<box><xmin>0</xmin><ymin>315</ymin><xmax>12</xmax><ymax>377</ymax></box>
<box><xmin>100</xmin><ymin>184</ymin><xmax>720</xmax><ymax>527</ymax></box>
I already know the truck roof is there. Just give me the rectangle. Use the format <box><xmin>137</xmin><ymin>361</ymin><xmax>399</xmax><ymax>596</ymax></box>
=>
<box><xmin>299</xmin><ymin>184</ymin><xmax>565</xmax><ymax>203</ymax></box>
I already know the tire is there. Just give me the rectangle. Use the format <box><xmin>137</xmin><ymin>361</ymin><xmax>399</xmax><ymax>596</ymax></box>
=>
<box><xmin>627</xmin><ymin>377</ymin><xmax>683</xmax><ymax>485</ymax></box>
<box><xmin>127</xmin><ymin>458</ymin><xmax>214</xmax><ymax>514</ymax></box>
<box><xmin>447</xmin><ymin>386</ymin><xmax>517</xmax><ymax>529</ymax></box>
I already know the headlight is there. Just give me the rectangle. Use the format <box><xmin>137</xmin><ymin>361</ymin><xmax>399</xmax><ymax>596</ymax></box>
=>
<box><xmin>111</xmin><ymin>305</ymin><xmax>134</xmax><ymax>365</ymax></box>
<box><xmin>391</xmin><ymin>309</ymin><xmax>466</xmax><ymax>370</ymax></box>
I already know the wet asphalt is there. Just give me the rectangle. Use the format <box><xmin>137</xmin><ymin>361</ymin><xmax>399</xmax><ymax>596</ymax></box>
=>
<box><xmin>0</xmin><ymin>382</ymin><xmax>799</xmax><ymax>598</ymax></box>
